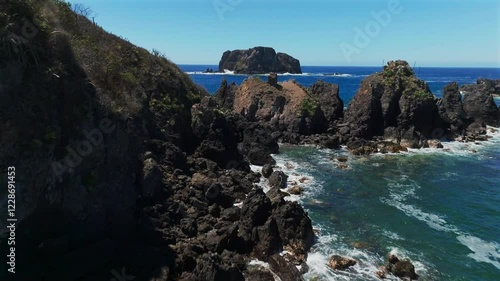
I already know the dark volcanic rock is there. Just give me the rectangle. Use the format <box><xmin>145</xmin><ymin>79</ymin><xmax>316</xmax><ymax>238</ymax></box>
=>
<box><xmin>213</xmin><ymin>79</ymin><xmax>239</xmax><ymax>111</ymax></box>
<box><xmin>328</xmin><ymin>255</ymin><xmax>357</xmax><ymax>270</ymax></box>
<box><xmin>438</xmin><ymin>82</ymin><xmax>467</xmax><ymax>135</ymax></box>
<box><xmin>190</xmin><ymin>253</ymin><xmax>245</xmax><ymax>281</ymax></box>
<box><xmin>219</xmin><ymin>47</ymin><xmax>302</xmax><ymax>74</ymax></box>
<box><xmin>268</xmin><ymin>254</ymin><xmax>304</xmax><ymax>281</ymax></box>
<box><xmin>343</xmin><ymin>60</ymin><xmax>444</xmax><ymax>147</ymax></box>
<box><xmin>261</xmin><ymin>164</ymin><xmax>274</xmax><ymax>178</ymax></box>
<box><xmin>308</xmin><ymin>80</ymin><xmax>344</xmax><ymax>129</ymax></box>
<box><xmin>272</xmin><ymin>201</ymin><xmax>314</xmax><ymax>253</ymax></box>
<box><xmin>240</xmin><ymin>189</ymin><xmax>273</xmax><ymax>228</ymax></box>
<box><xmin>191</xmin><ymin>97</ymin><xmax>247</xmax><ymax>169</ymax></box>
<box><xmin>463</xmin><ymin>87</ymin><xmax>500</xmax><ymax>127</ymax></box>
<box><xmin>268</xmin><ymin>72</ymin><xmax>278</xmax><ymax>87</ymax></box>
<box><xmin>392</xmin><ymin>260</ymin><xmax>417</xmax><ymax>279</ymax></box>
<box><xmin>269</xmin><ymin>171</ymin><xmax>288</xmax><ymax>189</ymax></box>
<box><xmin>460</xmin><ymin>78</ymin><xmax>500</xmax><ymax>96</ymax></box>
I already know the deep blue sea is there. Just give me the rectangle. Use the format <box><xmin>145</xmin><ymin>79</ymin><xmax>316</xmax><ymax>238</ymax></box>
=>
<box><xmin>181</xmin><ymin>65</ymin><xmax>500</xmax><ymax>280</ymax></box>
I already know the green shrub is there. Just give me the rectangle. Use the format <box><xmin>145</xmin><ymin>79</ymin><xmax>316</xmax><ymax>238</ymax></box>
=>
<box><xmin>301</xmin><ymin>98</ymin><xmax>317</xmax><ymax>117</ymax></box>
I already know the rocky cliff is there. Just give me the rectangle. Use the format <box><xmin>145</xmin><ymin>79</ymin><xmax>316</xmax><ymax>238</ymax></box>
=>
<box><xmin>214</xmin><ymin>76</ymin><xmax>344</xmax><ymax>147</ymax></box>
<box><xmin>341</xmin><ymin>61</ymin><xmax>499</xmax><ymax>152</ymax></box>
<box><xmin>0</xmin><ymin>1</ymin><xmax>313</xmax><ymax>280</ymax></box>
<box><xmin>218</xmin><ymin>47</ymin><xmax>302</xmax><ymax>74</ymax></box>
<box><xmin>342</xmin><ymin>60</ymin><xmax>445</xmax><ymax>147</ymax></box>
<box><xmin>460</xmin><ymin>78</ymin><xmax>500</xmax><ymax>97</ymax></box>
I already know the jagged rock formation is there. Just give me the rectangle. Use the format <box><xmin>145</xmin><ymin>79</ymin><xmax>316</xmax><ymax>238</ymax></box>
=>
<box><xmin>460</xmin><ymin>78</ymin><xmax>500</xmax><ymax>96</ymax></box>
<box><xmin>218</xmin><ymin>47</ymin><xmax>302</xmax><ymax>74</ymax></box>
<box><xmin>0</xmin><ymin>1</ymin><xmax>314</xmax><ymax>280</ymax></box>
<box><xmin>343</xmin><ymin>60</ymin><xmax>445</xmax><ymax>148</ymax></box>
<box><xmin>462</xmin><ymin>86</ymin><xmax>500</xmax><ymax>128</ymax></box>
<box><xmin>438</xmin><ymin>82</ymin><xmax>468</xmax><ymax>135</ymax></box>
<box><xmin>214</xmin><ymin>76</ymin><xmax>344</xmax><ymax>141</ymax></box>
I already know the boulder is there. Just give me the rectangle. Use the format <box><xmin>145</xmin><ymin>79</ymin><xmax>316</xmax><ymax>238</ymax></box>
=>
<box><xmin>269</xmin><ymin>171</ymin><xmax>288</xmax><ymax>189</ymax></box>
<box><xmin>385</xmin><ymin>255</ymin><xmax>418</xmax><ymax>280</ymax></box>
<box><xmin>252</xmin><ymin>217</ymin><xmax>283</xmax><ymax>260</ymax></box>
<box><xmin>427</xmin><ymin>139</ymin><xmax>443</xmax><ymax>149</ymax></box>
<box><xmin>244</xmin><ymin>266</ymin><xmax>275</xmax><ymax>281</ymax></box>
<box><xmin>268</xmin><ymin>254</ymin><xmax>304</xmax><ymax>281</ymax></box>
<box><xmin>288</xmin><ymin>185</ymin><xmax>304</xmax><ymax>195</ymax></box>
<box><xmin>218</xmin><ymin>47</ymin><xmax>302</xmax><ymax>74</ymax></box>
<box><xmin>191</xmin><ymin>253</ymin><xmax>245</xmax><ymax>281</ymax></box>
<box><xmin>272</xmin><ymin>201</ymin><xmax>314</xmax><ymax>252</ymax></box>
<box><xmin>248</xmin><ymin>148</ymin><xmax>276</xmax><ymax>166</ymax></box>
<box><xmin>261</xmin><ymin>164</ymin><xmax>274</xmax><ymax>178</ymax></box>
<box><xmin>328</xmin><ymin>255</ymin><xmax>357</xmax><ymax>270</ymax></box>
<box><xmin>239</xmin><ymin>189</ymin><xmax>273</xmax><ymax>228</ymax></box>
<box><xmin>392</xmin><ymin>260</ymin><xmax>417</xmax><ymax>279</ymax></box>
<box><xmin>268</xmin><ymin>73</ymin><xmax>278</xmax><ymax>87</ymax></box>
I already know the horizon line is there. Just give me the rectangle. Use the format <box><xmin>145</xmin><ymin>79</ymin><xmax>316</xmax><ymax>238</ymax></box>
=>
<box><xmin>177</xmin><ymin>63</ymin><xmax>500</xmax><ymax>69</ymax></box>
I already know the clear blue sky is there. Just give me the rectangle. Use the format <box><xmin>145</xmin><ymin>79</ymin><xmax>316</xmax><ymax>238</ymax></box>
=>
<box><xmin>67</xmin><ymin>0</ymin><xmax>499</xmax><ymax>67</ymax></box>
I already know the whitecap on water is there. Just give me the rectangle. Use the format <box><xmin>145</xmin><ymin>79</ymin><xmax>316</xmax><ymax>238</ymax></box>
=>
<box><xmin>381</xmin><ymin>173</ymin><xmax>500</xmax><ymax>270</ymax></box>
<box><xmin>456</xmin><ymin>235</ymin><xmax>500</xmax><ymax>270</ymax></box>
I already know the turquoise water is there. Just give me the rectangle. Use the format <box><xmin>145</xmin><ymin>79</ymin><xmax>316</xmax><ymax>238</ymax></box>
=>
<box><xmin>272</xmin><ymin>131</ymin><xmax>500</xmax><ymax>281</ymax></box>
<box><xmin>184</xmin><ymin>65</ymin><xmax>500</xmax><ymax>279</ymax></box>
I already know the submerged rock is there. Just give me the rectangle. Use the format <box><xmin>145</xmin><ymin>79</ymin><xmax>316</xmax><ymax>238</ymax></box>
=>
<box><xmin>392</xmin><ymin>260</ymin><xmax>417</xmax><ymax>279</ymax></box>
<box><xmin>384</xmin><ymin>255</ymin><xmax>418</xmax><ymax>280</ymax></box>
<box><xmin>328</xmin><ymin>255</ymin><xmax>357</xmax><ymax>270</ymax></box>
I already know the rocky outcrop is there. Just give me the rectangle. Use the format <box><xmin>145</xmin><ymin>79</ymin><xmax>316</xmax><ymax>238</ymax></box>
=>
<box><xmin>460</xmin><ymin>78</ymin><xmax>500</xmax><ymax>96</ymax></box>
<box><xmin>462</xmin><ymin>86</ymin><xmax>500</xmax><ymax>128</ymax></box>
<box><xmin>343</xmin><ymin>60</ymin><xmax>444</xmax><ymax>147</ymax></box>
<box><xmin>214</xmin><ymin>76</ymin><xmax>344</xmax><ymax>136</ymax></box>
<box><xmin>378</xmin><ymin>254</ymin><xmax>418</xmax><ymax>280</ymax></box>
<box><xmin>0</xmin><ymin>2</ymin><xmax>315</xmax><ymax>280</ymax></box>
<box><xmin>328</xmin><ymin>255</ymin><xmax>357</xmax><ymax>270</ymax></box>
<box><xmin>438</xmin><ymin>82</ymin><xmax>467</xmax><ymax>136</ymax></box>
<box><xmin>218</xmin><ymin>47</ymin><xmax>302</xmax><ymax>74</ymax></box>
<box><xmin>308</xmin><ymin>80</ymin><xmax>344</xmax><ymax>130</ymax></box>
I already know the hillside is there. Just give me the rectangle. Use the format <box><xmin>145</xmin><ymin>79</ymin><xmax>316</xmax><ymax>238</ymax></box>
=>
<box><xmin>0</xmin><ymin>1</ymin><xmax>313</xmax><ymax>280</ymax></box>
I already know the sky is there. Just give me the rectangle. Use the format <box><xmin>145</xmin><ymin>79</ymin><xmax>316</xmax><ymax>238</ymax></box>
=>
<box><xmin>66</xmin><ymin>0</ymin><xmax>500</xmax><ymax>67</ymax></box>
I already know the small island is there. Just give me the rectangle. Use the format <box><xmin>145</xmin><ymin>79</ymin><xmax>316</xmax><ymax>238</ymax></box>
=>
<box><xmin>218</xmin><ymin>46</ymin><xmax>302</xmax><ymax>74</ymax></box>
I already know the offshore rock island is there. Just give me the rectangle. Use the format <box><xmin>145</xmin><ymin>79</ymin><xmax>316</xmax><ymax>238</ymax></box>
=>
<box><xmin>218</xmin><ymin>46</ymin><xmax>302</xmax><ymax>74</ymax></box>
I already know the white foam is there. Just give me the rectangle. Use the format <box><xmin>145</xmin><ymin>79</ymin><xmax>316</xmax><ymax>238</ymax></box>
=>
<box><xmin>184</xmin><ymin>71</ymin><xmax>366</xmax><ymax>78</ymax></box>
<box><xmin>382</xmin><ymin>230</ymin><xmax>405</xmax><ymax>241</ymax></box>
<box><xmin>304</xmin><ymin>234</ymin><xmax>399</xmax><ymax>281</ymax></box>
<box><xmin>271</xmin><ymin>154</ymin><xmax>324</xmax><ymax>201</ymax></box>
<box><xmin>250</xmin><ymin>164</ymin><xmax>270</xmax><ymax>192</ymax></box>
<box><xmin>248</xmin><ymin>259</ymin><xmax>270</xmax><ymax>268</ymax></box>
<box><xmin>456</xmin><ymin>235</ymin><xmax>500</xmax><ymax>270</ymax></box>
<box><xmin>382</xmin><ymin>174</ymin><xmax>500</xmax><ymax>270</ymax></box>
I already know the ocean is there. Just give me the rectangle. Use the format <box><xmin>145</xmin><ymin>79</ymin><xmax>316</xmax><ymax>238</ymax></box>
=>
<box><xmin>181</xmin><ymin>65</ymin><xmax>500</xmax><ymax>280</ymax></box>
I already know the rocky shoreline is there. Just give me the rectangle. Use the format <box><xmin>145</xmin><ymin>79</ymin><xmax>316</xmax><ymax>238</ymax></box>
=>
<box><xmin>1</xmin><ymin>1</ymin><xmax>499</xmax><ymax>281</ymax></box>
<box><xmin>213</xmin><ymin>60</ymin><xmax>499</xmax><ymax>159</ymax></box>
